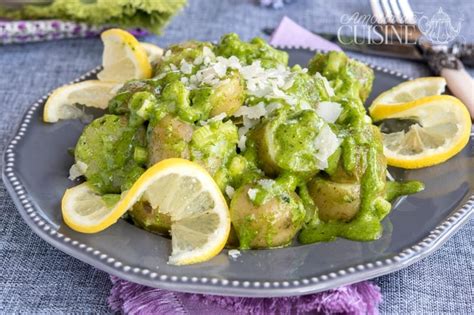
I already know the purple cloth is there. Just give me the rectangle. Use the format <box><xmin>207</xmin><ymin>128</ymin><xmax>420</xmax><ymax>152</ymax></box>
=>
<box><xmin>260</xmin><ymin>0</ymin><xmax>298</xmax><ymax>9</ymax></box>
<box><xmin>0</xmin><ymin>19</ymin><xmax>147</xmax><ymax>44</ymax></box>
<box><xmin>269</xmin><ymin>16</ymin><xmax>342</xmax><ymax>52</ymax></box>
<box><xmin>109</xmin><ymin>276</ymin><xmax>382</xmax><ymax>315</ymax></box>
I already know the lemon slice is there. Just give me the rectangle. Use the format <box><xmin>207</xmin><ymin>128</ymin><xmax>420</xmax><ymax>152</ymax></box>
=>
<box><xmin>140</xmin><ymin>42</ymin><xmax>164</xmax><ymax>64</ymax></box>
<box><xmin>369</xmin><ymin>77</ymin><xmax>446</xmax><ymax>114</ymax></box>
<box><xmin>372</xmin><ymin>95</ymin><xmax>471</xmax><ymax>169</ymax></box>
<box><xmin>62</xmin><ymin>158</ymin><xmax>231</xmax><ymax>265</ymax></box>
<box><xmin>97</xmin><ymin>28</ymin><xmax>152</xmax><ymax>82</ymax></box>
<box><xmin>62</xmin><ymin>182</ymin><xmax>120</xmax><ymax>231</ymax></box>
<box><xmin>43</xmin><ymin>80</ymin><xmax>119</xmax><ymax>123</ymax></box>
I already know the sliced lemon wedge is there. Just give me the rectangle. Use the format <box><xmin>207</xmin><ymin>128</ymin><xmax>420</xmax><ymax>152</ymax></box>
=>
<box><xmin>62</xmin><ymin>182</ymin><xmax>120</xmax><ymax>232</ymax></box>
<box><xmin>43</xmin><ymin>80</ymin><xmax>119</xmax><ymax>123</ymax></box>
<box><xmin>62</xmin><ymin>158</ymin><xmax>231</xmax><ymax>265</ymax></box>
<box><xmin>369</xmin><ymin>77</ymin><xmax>446</xmax><ymax>114</ymax></box>
<box><xmin>372</xmin><ymin>95</ymin><xmax>471</xmax><ymax>169</ymax></box>
<box><xmin>140</xmin><ymin>42</ymin><xmax>164</xmax><ymax>64</ymax></box>
<box><xmin>97</xmin><ymin>28</ymin><xmax>152</xmax><ymax>82</ymax></box>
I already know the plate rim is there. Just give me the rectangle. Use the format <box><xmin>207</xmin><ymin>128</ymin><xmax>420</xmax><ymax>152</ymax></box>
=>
<box><xmin>3</xmin><ymin>47</ymin><xmax>473</xmax><ymax>297</ymax></box>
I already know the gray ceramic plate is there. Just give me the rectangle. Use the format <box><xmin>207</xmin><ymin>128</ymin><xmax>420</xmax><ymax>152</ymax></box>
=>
<box><xmin>3</xmin><ymin>48</ymin><xmax>473</xmax><ymax>297</ymax></box>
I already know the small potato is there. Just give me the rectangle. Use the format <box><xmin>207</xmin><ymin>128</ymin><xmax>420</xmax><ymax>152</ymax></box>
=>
<box><xmin>158</xmin><ymin>41</ymin><xmax>213</xmax><ymax>72</ymax></box>
<box><xmin>148</xmin><ymin>114</ymin><xmax>194</xmax><ymax>166</ymax></box>
<box><xmin>329</xmin><ymin>147</ymin><xmax>367</xmax><ymax>184</ymax></box>
<box><xmin>308</xmin><ymin>177</ymin><xmax>361</xmax><ymax>222</ymax></box>
<box><xmin>230</xmin><ymin>184</ymin><xmax>305</xmax><ymax>249</ymax></box>
<box><xmin>209</xmin><ymin>71</ymin><xmax>245</xmax><ymax>117</ymax></box>
<box><xmin>330</xmin><ymin>126</ymin><xmax>387</xmax><ymax>185</ymax></box>
<box><xmin>128</xmin><ymin>200</ymin><xmax>171</xmax><ymax>235</ymax></box>
<box><xmin>75</xmin><ymin>114</ymin><xmax>146</xmax><ymax>194</ymax></box>
<box><xmin>250</xmin><ymin>110</ymin><xmax>325</xmax><ymax>177</ymax></box>
<box><xmin>247</xmin><ymin>122</ymin><xmax>279</xmax><ymax>176</ymax></box>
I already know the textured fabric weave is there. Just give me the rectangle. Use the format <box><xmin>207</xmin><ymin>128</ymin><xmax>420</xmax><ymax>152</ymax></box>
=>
<box><xmin>0</xmin><ymin>0</ymin><xmax>472</xmax><ymax>313</ymax></box>
<box><xmin>108</xmin><ymin>276</ymin><xmax>381</xmax><ymax>315</ymax></box>
<box><xmin>0</xmin><ymin>19</ymin><xmax>148</xmax><ymax>44</ymax></box>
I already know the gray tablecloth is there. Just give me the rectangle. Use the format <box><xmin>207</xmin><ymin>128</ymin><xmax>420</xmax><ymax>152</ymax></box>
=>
<box><xmin>0</xmin><ymin>0</ymin><xmax>472</xmax><ymax>313</ymax></box>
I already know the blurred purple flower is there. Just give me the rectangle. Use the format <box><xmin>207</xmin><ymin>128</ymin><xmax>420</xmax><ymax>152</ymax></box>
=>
<box><xmin>259</xmin><ymin>0</ymin><xmax>297</xmax><ymax>9</ymax></box>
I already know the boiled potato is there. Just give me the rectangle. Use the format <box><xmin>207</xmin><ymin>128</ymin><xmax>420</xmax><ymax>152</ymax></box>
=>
<box><xmin>190</xmin><ymin>120</ymin><xmax>238</xmax><ymax>178</ymax></box>
<box><xmin>247</xmin><ymin>121</ymin><xmax>279</xmax><ymax>176</ymax></box>
<box><xmin>158</xmin><ymin>41</ymin><xmax>214</xmax><ymax>72</ymax></box>
<box><xmin>250</xmin><ymin>110</ymin><xmax>325</xmax><ymax>177</ymax></box>
<box><xmin>147</xmin><ymin>114</ymin><xmax>194</xmax><ymax>166</ymax></box>
<box><xmin>108</xmin><ymin>80</ymin><xmax>157</xmax><ymax>115</ymax></box>
<box><xmin>329</xmin><ymin>146</ymin><xmax>367</xmax><ymax>184</ymax></box>
<box><xmin>209</xmin><ymin>71</ymin><xmax>245</xmax><ymax>117</ymax></box>
<box><xmin>230</xmin><ymin>184</ymin><xmax>305</xmax><ymax>249</ymax></box>
<box><xmin>308</xmin><ymin>177</ymin><xmax>361</xmax><ymax>222</ymax></box>
<box><xmin>329</xmin><ymin>126</ymin><xmax>387</xmax><ymax>185</ymax></box>
<box><xmin>128</xmin><ymin>200</ymin><xmax>171</xmax><ymax>235</ymax></box>
<box><xmin>307</xmin><ymin>51</ymin><xmax>374</xmax><ymax>102</ymax></box>
<box><xmin>75</xmin><ymin>114</ymin><xmax>146</xmax><ymax>194</ymax></box>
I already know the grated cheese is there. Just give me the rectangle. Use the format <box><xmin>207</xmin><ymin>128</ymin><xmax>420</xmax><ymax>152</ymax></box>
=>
<box><xmin>247</xmin><ymin>188</ymin><xmax>258</xmax><ymax>201</ymax></box>
<box><xmin>233</xmin><ymin>102</ymin><xmax>266</xmax><ymax>119</ymax></box>
<box><xmin>180</xmin><ymin>60</ymin><xmax>193</xmax><ymax>74</ymax></box>
<box><xmin>228</xmin><ymin>249</ymin><xmax>241</xmax><ymax>259</ymax></box>
<box><xmin>314</xmin><ymin>72</ymin><xmax>335</xmax><ymax>97</ymax></box>
<box><xmin>257</xmin><ymin>179</ymin><xmax>274</xmax><ymax>191</ymax></box>
<box><xmin>239</xmin><ymin>61</ymin><xmax>295</xmax><ymax>103</ymax></box>
<box><xmin>314</xmin><ymin>124</ymin><xmax>341</xmax><ymax>169</ymax></box>
<box><xmin>208</xmin><ymin>112</ymin><xmax>227</xmax><ymax>122</ymax></box>
<box><xmin>225</xmin><ymin>185</ymin><xmax>235</xmax><ymax>199</ymax></box>
<box><xmin>237</xmin><ymin>116</ymin><xmax>260</xmax><ymax>151</ymax></box>
<box><xmin>316</xmin><ymin>102</ymin><xmax>342</xmax><ymax>123</ymax></box>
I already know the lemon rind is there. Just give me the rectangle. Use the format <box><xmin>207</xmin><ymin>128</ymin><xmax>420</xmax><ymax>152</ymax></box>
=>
<box><xmin>372</xmin><ymin>95</ymin><xmax>471</xmax><ymax>169</ymax></box>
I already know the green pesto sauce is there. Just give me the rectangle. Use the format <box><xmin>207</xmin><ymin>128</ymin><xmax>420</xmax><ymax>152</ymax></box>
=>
<box><xmin>237</xmin><ymin>215</ymin><xmax>259</xmax><ymax>250</ymax></box>
<box><xmin>274</xmin><ymin>110</ymin><xmax>324</xmax><ymax>174</ymax></box>
<box><xmin>128</xmin><ymin>201</ymin><xmax>172</xmax><ymax>235</ymax></box>
<box><xmin>299</xmin><ymin>146</ymin><xmax>424</xmax><ymax>243</ymax></box>
<box><xmin>215</xmin><ymin>33</ymin><xmax>288</xmax><ymax>68</ymax></box>
<box><xmin>234</xmin><ymin>189</ymin><xmax>305</xmax><ymax>249</ymax></box>
<box><xmin>74</xmin><ymin>34</ymin><xmax>425</xmax><ymax>248</ymax></box>
<box><xmin>157</xmin><ymin>41</ymin><xmax>213</xmax><ymax>76</ymax></box>
<box><xmin>74</xmin><ymin>115</ymin><xmax>146</xmax><ymax>194</ymax></box>
<box><xmin>308</xmin><ymin>51</ymin><xmax>375</xmax><ymax>102</ymax></box>
<box><xmin>254</xmin><ymin>109</ymin><xmax>326</xmax><ymax>177</ymax></box>
<box><xmin>101</xmin><ymin>194</ymin><xmax>121</xmax><ymax>208</ymax></box>
<box><xmin>385</xmin><ymin>180</ymin><xmax>424</xmax><ymax>201</ymax></box>
<box><xmin>277</xmin><ymin>67</ymin><xmax>322</xmax><ymax>106</ymax></box>
<box><xmin>190</xmin><ymin>120</ymin><xmax>238</xmax><ymax>189</ymax></box>
<box><xmin>299</xmin><ymin>146</ymin><xmax>386</xmax><ymax>242</ymax></box>
<box><xmin>108</xmin><ymin>80</ymin><xmax>160</xmax><ymax>115</ymax></box>
<box><xmin>297</xmin><ymin>183</ymin><xmax>317</xmax><ymax>223</ymax></box>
